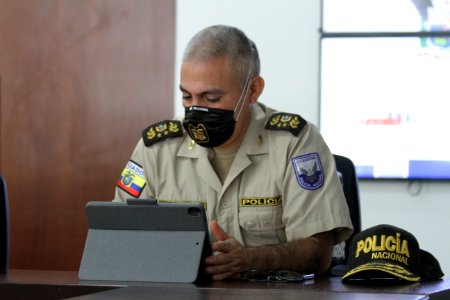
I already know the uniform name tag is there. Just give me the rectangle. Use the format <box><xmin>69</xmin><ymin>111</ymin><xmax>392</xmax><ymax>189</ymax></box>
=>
<box><xmin>240</xmin><ymin>196</ymin><xmax>282</xmax><ymax>207</ymax></box>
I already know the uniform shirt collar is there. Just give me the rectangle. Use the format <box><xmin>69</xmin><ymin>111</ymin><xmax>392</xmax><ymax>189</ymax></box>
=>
<box><xmin>237</xmin><ymin>103</ymin><xmax>269</xmax><ymax>156</ymax></box>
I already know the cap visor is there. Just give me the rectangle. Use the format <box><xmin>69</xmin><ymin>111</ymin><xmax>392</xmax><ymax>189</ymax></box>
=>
<box><xmin>342</xmin><ymin>261</ymin><xmax>420</xmax><ymax>282</ymax></box>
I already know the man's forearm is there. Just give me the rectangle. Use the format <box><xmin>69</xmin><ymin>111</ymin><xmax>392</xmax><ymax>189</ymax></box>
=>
<box><xmin>243</xmin><ymin>230</ymin><xmax>335</xmax><ymax>274</ymax></box>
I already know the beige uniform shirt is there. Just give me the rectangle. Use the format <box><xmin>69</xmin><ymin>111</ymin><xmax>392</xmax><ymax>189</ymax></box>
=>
<box><xmin>114</xmin><ymin>103</ymin><xmax>353</xmax><ymax>246</ymax></box>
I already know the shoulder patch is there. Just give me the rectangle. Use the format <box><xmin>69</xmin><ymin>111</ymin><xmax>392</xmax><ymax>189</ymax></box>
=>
<box><xmin>117</xmin><ymin>160</ymin><xmax>146</xmax><ymax>197</ymax></box>
<box><xmin>265</xmin><ymin>113</ymin><xmax>306</xmax><ymax>136</ymax></box>
<box><xmin>142</xmin><ymin>120</ymin><xmax>183</xmax><ymax>147</ymax></box>
<box><xmin>291</xmin><ymin>153</ymin><xmax>324</xmax><ymax>190</ymax></box>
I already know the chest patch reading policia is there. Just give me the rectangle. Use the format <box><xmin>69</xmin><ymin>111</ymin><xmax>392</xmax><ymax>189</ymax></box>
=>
<box><xmin>240</xmin><ymin>196</ymin><xmax>282</xmax><ymax>207</ymax></box>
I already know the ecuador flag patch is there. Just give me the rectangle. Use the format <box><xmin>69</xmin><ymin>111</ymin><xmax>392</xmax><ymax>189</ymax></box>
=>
<box><xmin>116</xmin><ymin>160</ymin><xmax>146</xmax><ymax>197</ymax></box>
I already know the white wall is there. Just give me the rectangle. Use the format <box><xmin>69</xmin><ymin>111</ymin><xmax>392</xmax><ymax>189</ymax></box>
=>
<box><xmin>175</xmin><ymin>0</ymin><xmax>450</xmax><ymax>278</ymax></box>
<box><xmin>174</xmin><ymin>0</ymin><xmax>320</xmax><ymax>121</ymax></box>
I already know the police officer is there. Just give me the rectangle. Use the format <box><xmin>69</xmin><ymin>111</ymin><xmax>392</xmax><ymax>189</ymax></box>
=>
<box><xmin>114</xmin><ymin>25</ymin><xmax>353</xmax><ymax>281</ymax></box>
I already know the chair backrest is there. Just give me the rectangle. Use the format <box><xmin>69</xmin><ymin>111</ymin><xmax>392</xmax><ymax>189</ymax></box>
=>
<box><xmin>331</xmin><ymin>154</ymin><xmax>361</xmax><ymax>265</ymax></box>
<box><xmin>0</xmin><ymin>175</ymin><xmax>9</xmax><ymax>273</ymax></box>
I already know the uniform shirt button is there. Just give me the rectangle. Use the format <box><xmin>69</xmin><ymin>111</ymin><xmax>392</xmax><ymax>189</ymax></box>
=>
<box><xmin>222</xmin><ymin>203</ymin><xmax>229</xmax><ymax>209</ymax></box>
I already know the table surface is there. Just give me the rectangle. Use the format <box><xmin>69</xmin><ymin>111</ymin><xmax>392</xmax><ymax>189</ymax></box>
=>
<box><xmin>0</xmin><ymin>269</ymin><xmax>449</xmax><ymax>300</ymax></box>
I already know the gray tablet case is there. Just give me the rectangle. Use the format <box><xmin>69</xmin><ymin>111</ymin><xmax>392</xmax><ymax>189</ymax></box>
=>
<box><xmin>78</xmin><ymin>200</ymin><xmax>211</xmax><ymax>283</ymax></box>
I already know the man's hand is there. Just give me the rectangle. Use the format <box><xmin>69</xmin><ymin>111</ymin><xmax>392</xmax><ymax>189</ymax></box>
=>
<box><xmin>204</xmin><ymin>220</ymin><xmax>336</xmax><ymax>281</ymax></box>
<box><xmin>204</xmin><ymin>220</ymin><xmax>251</xmax><ymax>281</ymax></box>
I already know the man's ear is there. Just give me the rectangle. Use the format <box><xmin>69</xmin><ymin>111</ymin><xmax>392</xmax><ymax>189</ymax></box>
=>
<box><xmin>248</xmin><ymin>76</ymin><xmax>265</xmax><ymax>104</ymax></box>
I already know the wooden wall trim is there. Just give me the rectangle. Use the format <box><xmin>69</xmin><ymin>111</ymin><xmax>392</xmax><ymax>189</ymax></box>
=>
<box><xmin>0</xmin><ymin>0</ymin><xmax>175</xmax><ymax>270</ymax></box>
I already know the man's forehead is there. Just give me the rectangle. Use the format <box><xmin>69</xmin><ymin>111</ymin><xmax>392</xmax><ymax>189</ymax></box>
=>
<box><xmin>181</xmin><ymin>56</ymin><xmax>232</xmax><ymax>73</ymax></box>
<box><xmin>180</xmin><ymin>58</ymin><xmax>238</xmax><ymax>93</ymax></box>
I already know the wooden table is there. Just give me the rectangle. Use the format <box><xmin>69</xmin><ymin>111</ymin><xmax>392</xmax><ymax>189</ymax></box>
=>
<box><xmin>1</xmin><ymin>269</ymin><xmax>449</xmax><ymax>299</ymax></box>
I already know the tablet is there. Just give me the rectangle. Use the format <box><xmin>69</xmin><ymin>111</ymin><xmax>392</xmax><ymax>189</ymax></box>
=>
<box><xmin>78</xmin><ymin>200</ymin><xmax>211</xmax><ymax>283</ymax></box>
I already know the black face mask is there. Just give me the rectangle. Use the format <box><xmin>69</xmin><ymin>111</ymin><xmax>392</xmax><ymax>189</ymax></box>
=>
<box><xmin>183</xmin><ymin>106</ymin><xmax>236</xmax><ymax>148</ymax></box>
<box><xmin>182</xmin><ymin>62</ymin><xmax>254</xmax><ymax>148</ymax></box>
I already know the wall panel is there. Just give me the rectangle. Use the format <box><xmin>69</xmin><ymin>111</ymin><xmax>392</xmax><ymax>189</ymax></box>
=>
<box><xmin>0</xmin><ymin>0</ymin><xmax>175</xmax><ymax>270</ymax></box>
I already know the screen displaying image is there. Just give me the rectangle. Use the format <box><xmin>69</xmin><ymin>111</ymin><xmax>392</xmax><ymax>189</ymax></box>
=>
<box><xmin>319</xmin><ymin>37</ymin><xmax>450</xmax><ymax>179</ymax></box>
<box><xmin>322</xmin><ymin>0</ymin><xmax>450</xmax><ymax>33</ymax></box>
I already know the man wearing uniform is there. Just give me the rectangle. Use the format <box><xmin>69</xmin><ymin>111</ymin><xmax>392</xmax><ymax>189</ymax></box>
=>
<box><xmin>114</xmin><ymin>25</ymin><xmax>353</xmax><ymax>281</ymax></box>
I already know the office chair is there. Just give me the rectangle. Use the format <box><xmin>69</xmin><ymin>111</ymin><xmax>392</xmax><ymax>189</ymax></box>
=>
<box><xmin>331</xmin><ymin>154</ymin><xmax>361</xmax><ymax>268</ymax></box>
<box><xmin>0</xmin><ymin>175</ymin><xmax>9</xmax><ymax>273</ymax></box>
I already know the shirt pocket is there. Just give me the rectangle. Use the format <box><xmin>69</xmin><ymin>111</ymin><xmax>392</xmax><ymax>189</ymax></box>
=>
<box><xmin>238</xmin><ymin>205</ymin><xmax>286</xmax><ymax>246</ymax></box>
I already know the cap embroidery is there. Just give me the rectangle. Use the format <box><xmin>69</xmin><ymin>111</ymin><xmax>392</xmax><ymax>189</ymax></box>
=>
<box><xmin>355</xmin><ymin>232</ymin><xmax>410</xmax><ymax>265</ymax></box>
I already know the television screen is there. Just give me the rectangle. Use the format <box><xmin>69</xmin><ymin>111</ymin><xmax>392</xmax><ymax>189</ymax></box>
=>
<box><xmin>322</xmin><ymin>0</ymin><xmax>449</xmax><ymax>33</ymax></box>
<box><xmin>319</xmin><ymin>37</ymin><xmax>450</xmax><ymax>179</ymax></box>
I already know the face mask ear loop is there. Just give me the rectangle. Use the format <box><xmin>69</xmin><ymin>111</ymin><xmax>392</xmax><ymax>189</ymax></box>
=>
<box><xmin>234</xmin><ymin>62</ymin><xmax>254</xmax><ymax>121</ymax></box>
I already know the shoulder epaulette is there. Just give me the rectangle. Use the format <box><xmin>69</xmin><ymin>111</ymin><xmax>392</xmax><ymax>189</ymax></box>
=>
<box><xmin>142</xmin><ymin>120</ymin><xmax>183</xmax><ymax>147</ymax></box>
<box><xmin>265</xmin><ymin>113</ymin><xmax>307</xmax><ymax>136</ymax></box>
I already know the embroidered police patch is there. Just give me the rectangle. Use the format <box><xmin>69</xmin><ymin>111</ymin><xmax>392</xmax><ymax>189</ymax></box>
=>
<box><xmin>116</xmin><ymin>160</ymin><xmax>146</xmax><ymax>197</ymax></box>
<box><xmin>142</xmin><ymin>120</ymin><xmax>183</xmax><ymax>147</ymax></box>
<box><xmin>291</xmin><ymin>153</ymin><xmax>324</xmax><ymax>190</ymax></box>
<box><xmin>240</xmin><ymin>196</ymin><xmax>282</xmax><ymax>207</ymax></box>
<box><xmin>265</xmin><ymin>113</ymin><xmax>306</xmax><ymax>136</ymax></box>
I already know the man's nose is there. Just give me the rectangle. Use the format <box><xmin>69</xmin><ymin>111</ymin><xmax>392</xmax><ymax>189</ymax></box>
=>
<box><xmin>189</xmin><ymin>96</ymin><xmax>208</xmax><ymax>107</ymax></box>
<box><xmin>190</xmin><ymin>97</ymin><xmax>202</xmax><ymax>106</ymax></box>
